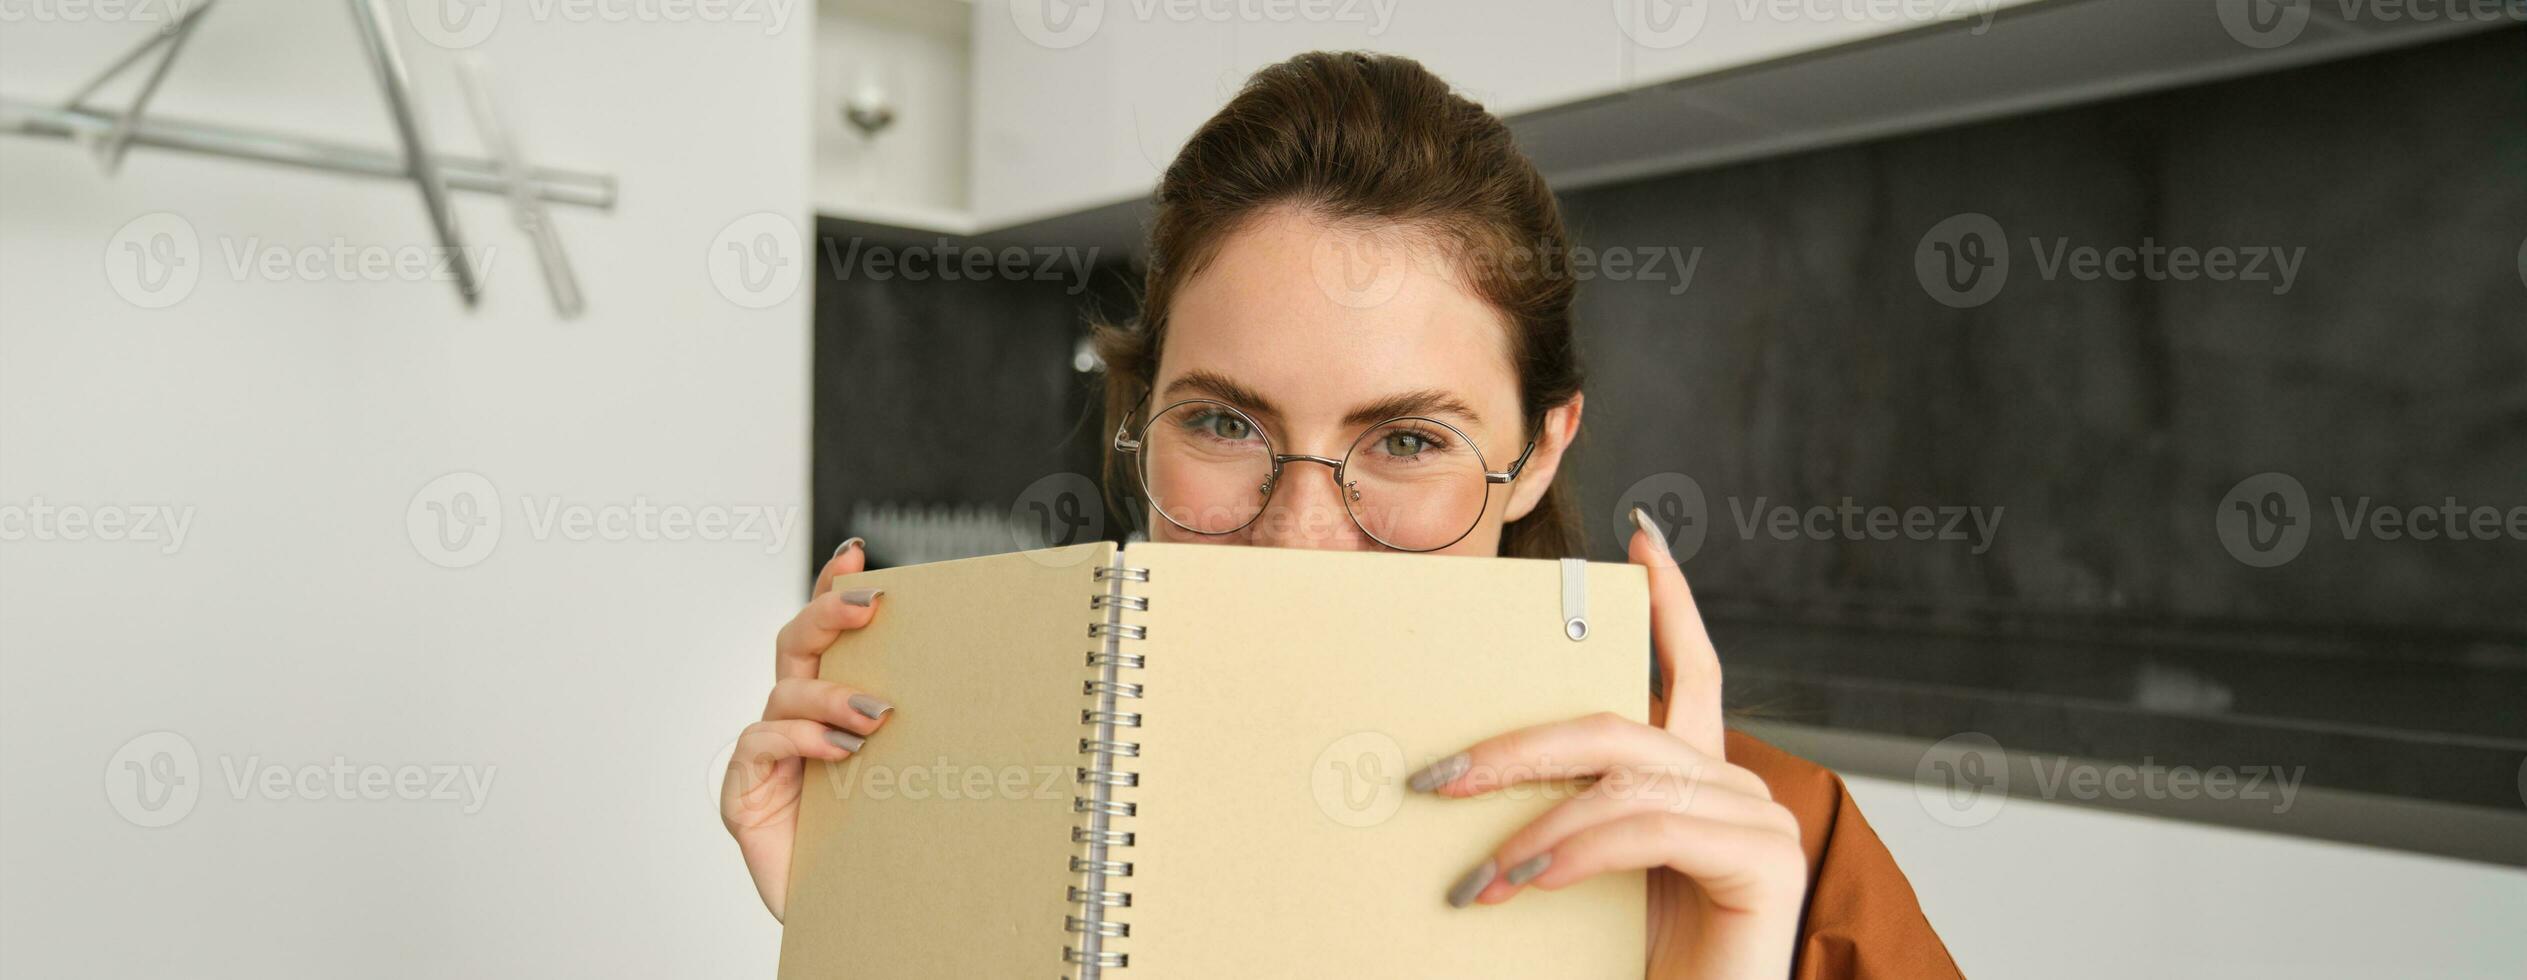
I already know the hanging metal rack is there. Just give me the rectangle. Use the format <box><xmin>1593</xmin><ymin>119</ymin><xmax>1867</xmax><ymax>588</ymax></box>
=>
<box><xmin>0</xmin><ymin>0</ymin><xmax>615</xmax><ymax>316</ymax></box>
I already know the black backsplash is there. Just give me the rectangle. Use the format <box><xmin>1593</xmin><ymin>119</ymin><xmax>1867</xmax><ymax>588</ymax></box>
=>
<box><xmin>1541</xmin><ymin>29</ymin><xmax>2525</xmax><ymax>835</ymax></box>
<box><xmin>1559</xmin><ymin>27</ymin><xmax>2527</xmax><ymax>636</ymax></box>
<box><xmin>809</xmin><ymin>225</ymin><xmax>1137</xmax><ymax>569</ymax></box>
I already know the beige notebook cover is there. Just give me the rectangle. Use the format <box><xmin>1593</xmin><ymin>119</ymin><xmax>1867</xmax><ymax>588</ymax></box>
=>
<box><xmin>778</xmin><ymin>542</ymin><xmax>1648</xmax><ymax>978</ymax></box>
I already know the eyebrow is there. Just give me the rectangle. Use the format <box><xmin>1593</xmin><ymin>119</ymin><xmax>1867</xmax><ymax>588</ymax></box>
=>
<box><xmin>1163</xmin><ymin>370</ymin><xmax>1281</xmax><ymax>419</ymax></box>
<box><xmin>1340</xmin><ymin>389</ymin><xmax>1485</xmax><ymax>429</ymax></box>
<box><xmin>1160</xmin><ymin>370</ymin><xmax>1485</xmax><ymax>429</ymax></box>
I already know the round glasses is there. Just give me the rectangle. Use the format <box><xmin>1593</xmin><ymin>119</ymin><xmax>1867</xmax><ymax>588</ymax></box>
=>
<box><xmin>1114</xmin><ymin>398</ymin><xmax>1536</xmax><ymax>553</ymax></box>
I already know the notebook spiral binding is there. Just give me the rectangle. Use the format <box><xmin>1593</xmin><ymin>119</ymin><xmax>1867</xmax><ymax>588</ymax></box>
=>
<box><xmin>1065</xmin><ymin>558</ymin><xmax>1149</xmax><ymax>977</ymax></box>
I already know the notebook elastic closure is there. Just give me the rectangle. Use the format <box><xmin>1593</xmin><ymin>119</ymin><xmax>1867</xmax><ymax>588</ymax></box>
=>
<box><xmin>1560</xmin><ymin>558</ymin><xmax>1589</xmax><ymax>642</ymax></box>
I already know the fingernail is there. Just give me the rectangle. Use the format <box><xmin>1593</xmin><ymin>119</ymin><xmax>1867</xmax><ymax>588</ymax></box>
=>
<box><xmin>839</xmin><ymin>587</ymin><xmax>884</xmax><ymax>607</ymax></box>
<box><xmin>847</xmin><ymin>693</ymin><xmax>894</xmax><ymax>720</ymax></box>
<box><xmin>825</xmin><ymin>730</ymin><xmax>865</xmax><ymax>753</ymax></box>
<box><xmin>1504</xmin><ymin>852</ymin><xmax>1552</xmax><ymax>886</ymax></box>
<box><xmin>830</xmin><ymin>536</ymin><xmax>864</xmax><ymax>561</ymax></box>
<box><xmin>1630</xmin><ymin>506</ymin><xmax>1669</xmax><ymax>554</ymax></box>
<box><xmin>1447</xmin><ymin>859</ymin><xmax>1497</xmax><ymax>908</ymax></box>
<box><xmin>1408</xmin><ymin>752</ymin><xmax>1470</xmax><ymax>793</ymax></box>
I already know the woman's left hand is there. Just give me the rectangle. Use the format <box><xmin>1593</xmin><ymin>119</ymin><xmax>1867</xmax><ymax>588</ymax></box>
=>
<box><xmin>1408</xmin><ymin>509</ymin><xmax>1806</xmax><ymax>979</ymax></box>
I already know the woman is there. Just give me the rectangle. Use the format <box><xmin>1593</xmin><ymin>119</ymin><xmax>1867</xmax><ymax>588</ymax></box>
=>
<box><xmin>724</xmin><ymin>51</ymin><xmax>1960</xmax><ymax>979</ymax></box>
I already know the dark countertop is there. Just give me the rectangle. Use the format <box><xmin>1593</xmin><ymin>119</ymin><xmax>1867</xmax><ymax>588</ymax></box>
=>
<box><xmin>1707</xmin><ymin>610</ymin><xmax>2527</xmax><ymax>862</ymax></box>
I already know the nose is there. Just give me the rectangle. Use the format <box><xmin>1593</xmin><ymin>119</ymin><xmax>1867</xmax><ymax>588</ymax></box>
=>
<box><xmin>1247</xmin><ymin>455</ymin><xmax>1374</xmax><ymax>551</ymax></box>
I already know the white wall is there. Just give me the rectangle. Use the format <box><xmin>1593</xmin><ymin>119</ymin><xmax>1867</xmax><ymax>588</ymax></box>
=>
<box><xmin>1847</xmin><ymin>776</ymin><xmax>2527</xmax><ymax>978</ymax></box>
<box><xmin>0</xmin><ymin>2</ymin><xmax>809</xmax><ymax>976</ymax></box>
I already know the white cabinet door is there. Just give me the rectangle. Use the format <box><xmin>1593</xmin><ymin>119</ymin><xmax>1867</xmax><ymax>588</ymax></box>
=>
<box><xmin>1610</xmin><ymin>0</ymin><xmax>2049</xmax><ymax>85</ymax></box>
<box><xmin>967</xmin><ymin>0</ymin><xmax>2051</xmax><ymax>230</ymax></box>
<box><xmin>971</xmin><ymin>0</ymin><xmax>1633</xmax><ymax>228</ymax></box>
<box><xmin>970</xmin><ymin>3</ymin><xmax>1127</xmax><ymax>225</ymax></box>
<box><xmin>1226</xmin><ymin>0</ymin><xmax>1630</xmax><ymax>116</ymax></box>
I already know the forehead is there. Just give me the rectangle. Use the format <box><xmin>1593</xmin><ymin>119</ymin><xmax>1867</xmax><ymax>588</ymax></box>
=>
<box><xmin>1157</xmin><ymin>209</ymin><xmax>1518</xmax><ymax>422</ymax></box>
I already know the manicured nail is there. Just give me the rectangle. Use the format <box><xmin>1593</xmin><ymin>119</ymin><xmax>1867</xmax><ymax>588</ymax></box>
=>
<box><xmin>839</xmin><ymin>587</ymin><xmax>884</xmax><ymax>607</ymax></box>
<box><xmin>1630</xmin><ymin>506</ymin><xmax>1669</xmax><ymax>553</ymax></box>
<box><xmin>1447</xmin><ymin>859</ymin><xmax>1497</xmax><ymax>908</ymax></box>
<box><xmin>847</xmin><ymin>693</ymin><xmax>894</xmax><ymax>720</ymax></box>
<box><xmin>830</xmin><ymin>536</ymin><xmax>864</xmax><ymax>561</ymax></box>
<box><xmin>1407</xmin><ymin>752</ymin><xmax>1470</xmax><ymax>793</ymax></box>
<box><xmin>824</xmin><ymin>729</ymin><xmax>865</xmax><ymax>753</ymax></box>
<box><xmin>1504</xmin><ymin>852</ymin><xmax>1552</xmax><ymax>886</ymax></box>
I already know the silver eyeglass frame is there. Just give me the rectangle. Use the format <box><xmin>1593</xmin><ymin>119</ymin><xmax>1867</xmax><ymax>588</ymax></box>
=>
<box><xmin>1112</xmin><ymin>397</ymin><xmax>1539</xmax><ymax>553</ymax></box>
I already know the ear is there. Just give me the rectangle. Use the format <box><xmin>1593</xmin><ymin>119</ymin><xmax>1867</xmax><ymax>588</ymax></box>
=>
<box><xmin>1499</xmin><ymin>392</ymin><xmax>1584</xmax><ymax>523</ymax></box>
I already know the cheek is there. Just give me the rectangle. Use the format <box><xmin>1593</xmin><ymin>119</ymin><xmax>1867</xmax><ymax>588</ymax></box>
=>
<box><xmin>1144</xmin><ymin>503</ymin><xmax>1255</xmax><ymax>544</ymax></box>
<box><xmin>1422</xmin><ymin>496</ymin><xmax>1507</xmax><ymax>557</ymax></box>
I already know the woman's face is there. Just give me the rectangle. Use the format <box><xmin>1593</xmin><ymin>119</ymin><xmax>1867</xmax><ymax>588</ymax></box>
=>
<box><xmin>1144</xmin><ymin>207</ymin><xmax>1580</xmax><ymax>555</ymax></box>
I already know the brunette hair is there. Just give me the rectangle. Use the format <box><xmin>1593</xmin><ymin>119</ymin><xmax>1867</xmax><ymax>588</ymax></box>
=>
<box><xmin>1094</xmin><ymin>50</ymin><xmax>1586</xmax><ymax>558</ymax></box>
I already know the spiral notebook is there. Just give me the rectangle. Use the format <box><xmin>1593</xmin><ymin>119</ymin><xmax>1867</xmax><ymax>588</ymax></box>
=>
<box><xmin>776</xmin><ymin>541</ymin><xmax>1649</xmax><ymax>978</ymax></box>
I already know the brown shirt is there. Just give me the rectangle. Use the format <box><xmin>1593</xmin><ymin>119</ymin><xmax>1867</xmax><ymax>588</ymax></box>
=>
<box><xmin>1726</xmin><ymin>730</ymin><xmax>1964</xmax><ymax>979</ymax></box>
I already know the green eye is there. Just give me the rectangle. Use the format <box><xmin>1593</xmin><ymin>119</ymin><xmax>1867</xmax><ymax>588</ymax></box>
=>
<box><xmin>1207</xmin><ymin>415</ymin><xmax>1251</xmax><ymax>440</ymax></box>
<box><xmin>1381</xmin><ymin>432</ymin><xmax>1431</xmax><ymax>456</ymax></box>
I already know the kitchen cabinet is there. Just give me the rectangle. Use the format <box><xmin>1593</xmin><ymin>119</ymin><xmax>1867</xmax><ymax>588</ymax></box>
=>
<box><xmin>965</xmin><ymin>0</ymin><xmax>2045</xmax><ymax>228</ymax></box>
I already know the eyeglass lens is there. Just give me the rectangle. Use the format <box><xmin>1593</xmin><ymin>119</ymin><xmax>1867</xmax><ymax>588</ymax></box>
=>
<box><xmin>1138</xmin><ymin>400</ymin><xmax>1491</xmax><ymax>551</ymax></box>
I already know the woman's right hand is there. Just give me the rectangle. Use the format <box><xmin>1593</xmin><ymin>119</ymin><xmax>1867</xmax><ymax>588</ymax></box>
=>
<box><xmin>720</xmin><ymin>538</ymin><xmax>894</xmax><ymax>921</ymax></box>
